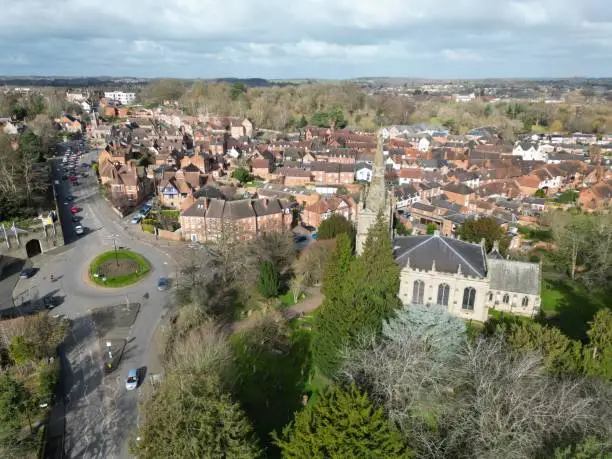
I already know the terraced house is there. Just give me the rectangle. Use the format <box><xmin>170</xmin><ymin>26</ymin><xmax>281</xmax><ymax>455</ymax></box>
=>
<box><xmin>179</xmin><ymin>197</ymin><xmax>293</xmax><ymax>242</ymax></box>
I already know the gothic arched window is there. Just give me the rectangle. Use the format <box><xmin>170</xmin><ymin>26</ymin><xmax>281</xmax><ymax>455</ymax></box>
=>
<box><xmin>462</xmin><ymin>287</ymin><xmax>476</xmax><ymax>310</ymax></box>
<box><xmin>522</xmin><ymin>296</ymin><xmax>529</xmax><ymax>307</ymax></box>
<box><xmin>502</xmin><ymin>294</ymin><xmax>510</xmax><ymax>304</ymax></box>
<box><xmin>412</xmin><ymin>280</ymin><xmax>425</xmax><ymax>305</ymax></box>
<box><xmin>437</xmin><ymin>283</ymin><xmax>450</xmax><ymax>306</ymax></box>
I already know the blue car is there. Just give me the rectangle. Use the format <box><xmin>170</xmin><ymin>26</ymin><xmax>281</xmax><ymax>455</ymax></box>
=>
<box><xmin>157</xmin><ymin>277</ymin><xmax>169</xmax><ymax>291</ymax></box>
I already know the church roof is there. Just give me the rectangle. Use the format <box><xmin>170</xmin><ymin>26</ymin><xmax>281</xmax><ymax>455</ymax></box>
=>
<box><xmin>487</xmin><ymin>258</ymin><xmax>540</xmax><ymax>295</ymax></box>
<box><xmin>394</xmin><ymin>234</ymin><xmax>487</xmax><ymax>278</ymax></box>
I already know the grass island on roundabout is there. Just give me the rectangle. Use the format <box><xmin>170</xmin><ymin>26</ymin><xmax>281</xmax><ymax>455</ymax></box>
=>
<box><xmin>88</xmin><ymin>249</ymin><xmax>152</xmax><ymax>287</ymax></box>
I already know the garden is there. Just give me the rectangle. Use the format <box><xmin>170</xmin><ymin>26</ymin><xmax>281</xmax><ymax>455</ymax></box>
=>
<box><xmin>88</xmin><ymin>249</ymin><xmax>151</xmax><ymax>287</ymax></box>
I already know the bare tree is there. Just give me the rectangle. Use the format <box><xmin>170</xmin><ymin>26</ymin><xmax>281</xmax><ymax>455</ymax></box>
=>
<box><xmin>341</xmin><ymin>305</ymin><xmax>611</xmax><ymax>459</ymax></box>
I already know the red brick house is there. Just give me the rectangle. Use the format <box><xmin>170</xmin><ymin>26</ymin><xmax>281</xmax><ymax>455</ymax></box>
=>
<box><xmin>180</xmin><ymin>197</ymin><xmax>292</xmax><ymax>242</ymax></box>
<box><xmin>302</xmin><ymin>196</ymin><xmax>356</xmax><ymax>228</ymax></box>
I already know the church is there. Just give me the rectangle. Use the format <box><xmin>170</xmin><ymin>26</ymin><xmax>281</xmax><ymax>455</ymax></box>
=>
<box><xmin>356</xmin><ymin>131</ymin><xmax>542</xmax><ymax>322</ymax></box>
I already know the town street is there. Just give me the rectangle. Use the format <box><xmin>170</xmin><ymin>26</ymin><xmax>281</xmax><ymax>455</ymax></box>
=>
<box><xmin>13</xmin><ymin>144</ymin><xmax>178</xmax><ymax>458</ymax></box>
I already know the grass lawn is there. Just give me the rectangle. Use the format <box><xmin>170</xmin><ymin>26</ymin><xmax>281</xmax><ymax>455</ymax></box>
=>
<box><xmin>540</xmin><ymin>276</ymin><xmax>609</xmax><ymax>341</ymax></box>
<box><xmin>88</xmin><ymin>249</ymin><xmax>151</xmax><ymax>287</ymax></box>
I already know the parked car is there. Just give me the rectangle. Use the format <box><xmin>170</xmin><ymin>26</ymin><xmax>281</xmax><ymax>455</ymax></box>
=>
<box><xmin>293</xmin><ymin>235</ymin><xmax>307</xmax><ymax>243</ymax></box>
<box><xmin>69</xmin><ymin>176</ymin><xmax>77</xmax><ymax>182</ymax></box>
<box><xmin>65</xmin><ymin>195</ymin><xmax>75</xmax><ymax>201</ymax></box>
<box><xmin>61</xmin><ymin>175</ymin><xmax>68</xmax><ymax>181</ymax></box>
<box><xmin>70</xmin><ymin>206</ymin><xmax>81</xmax><ymax>214</ymax></box>
<box><xmin>157</xmin><ymin>277</ymin><xmax>169</xmax><ymax>291</ymax></box>
<box><xmin>125</xmin><ymin>369</ymin><xmax>138</xmax><ymax>391</ymax></box>
<box><xmin>75</xmin><ymin>225</ymin><xmax>84</xmax><ymax>235</ymax></box>
<box><xmin>71</xmin><ymin>215</ymin><xmax>80</xmax><ymax>223</ymax></box>
<box><xmin>43</xmin><ymin>296</ymin><xmax>58</xmax><ymax>309</ymax></box>
<box><xmin>131</xmin><ymin>215</ymin><xmax>142</xmax><ymax>224</ymax></box>
<box><xmin>19</xmin><ymin>268</ymin><xmax>35</xmax><ymax>279</ymax></box>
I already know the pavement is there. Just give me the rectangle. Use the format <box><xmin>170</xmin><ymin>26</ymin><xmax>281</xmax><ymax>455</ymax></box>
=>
<box><xmin>6</xmin><ymin>142</ymin><xmax>178</xmax><ymax>459</ymax></box>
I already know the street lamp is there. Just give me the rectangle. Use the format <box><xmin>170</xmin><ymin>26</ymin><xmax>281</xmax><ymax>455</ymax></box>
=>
<box><xmin>106</xmin><ymin>234</ymin><xmax>121</xmax><ymax>267</ymax></box>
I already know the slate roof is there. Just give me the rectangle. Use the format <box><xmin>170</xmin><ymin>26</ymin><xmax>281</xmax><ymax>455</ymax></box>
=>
<box><xmin>487</xmin><ymin>258</ymin><xmax>540</xmax><ymax>295</ymax></box>
<box><xmin>394</xmin><ymin>234</ymin><xmax>487</xmax><ymax>278</ymax></box>
<box><xmin>182</xmin><ymin>198</ymin><xmax>208</xmax><ymax>217</ymax></box>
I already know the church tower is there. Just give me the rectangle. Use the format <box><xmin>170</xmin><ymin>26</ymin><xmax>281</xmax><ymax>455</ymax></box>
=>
<box><xmin>356</xmin><ymin>129</ymin><xmax>392</xmax><ymax>254</ymax></box>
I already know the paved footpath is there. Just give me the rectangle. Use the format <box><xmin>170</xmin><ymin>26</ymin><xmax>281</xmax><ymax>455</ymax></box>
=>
<box><xmin>231</xmin><ymin>286</ymin><xmax>324</xmax><ymax>332</ymax></box>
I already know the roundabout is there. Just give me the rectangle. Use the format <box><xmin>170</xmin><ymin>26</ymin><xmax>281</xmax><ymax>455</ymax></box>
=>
<box><xmin>88</xmin><ymin>249</ymin><xmax>152</xmax><ymax>287</ymax></box>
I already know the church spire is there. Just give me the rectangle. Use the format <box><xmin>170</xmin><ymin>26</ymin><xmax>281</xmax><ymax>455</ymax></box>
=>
<box><xmin>365</xmin><ymin>129</ymin><xmax>386</xmax><ymax>213</ymax></box>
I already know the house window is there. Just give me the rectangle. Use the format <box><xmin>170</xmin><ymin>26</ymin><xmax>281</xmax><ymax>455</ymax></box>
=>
<box><xmin>412</xmin><ymin>280</ymin><xmax>425</xmax><ymax>305</ymax></box>
<box><xmin>522</xmin><ymin>296</ymin><xmax>529</xmax><ymax>307</ymax></box>
<box><xmin>462</xmin><ymin>287</ymin><xmax>476</xmax><ymax>310</ymax></box>
<box><xmin>437</xmin><ymin>283</ymin><xmax>450</xmax><ymax>306</ymax></box>
<box><xmin>502</xmin><ymin>294</ymin><xmax>510</xmax><ymax>304</ymax></box>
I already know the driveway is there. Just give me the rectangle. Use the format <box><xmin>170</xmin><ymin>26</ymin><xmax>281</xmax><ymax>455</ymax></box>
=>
<box><xmin>25</xmin><ymin>145</ymin><xmax>177</xmax><ymax>458</ymax></box>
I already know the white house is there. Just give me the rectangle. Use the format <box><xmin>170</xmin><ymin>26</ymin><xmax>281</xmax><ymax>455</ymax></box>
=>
<box><xmin>104</xmin><ymin>91</ymin><xmax>136</xmax><ymax>105</ymax></box>
<box><xmin>355</xmin><ymin>163</ymin><xmax>372</xmax><ymax>182</ymax></box>
<box><xmin>512</xmin><ymin>141</ymin><xmax>548</xmax><ymax>162</ymax></box>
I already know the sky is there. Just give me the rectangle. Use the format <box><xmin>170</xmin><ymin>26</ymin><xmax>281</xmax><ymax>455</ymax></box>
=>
<box><xmin>0</xmin><ymin>0</ymin><xmax>611</xmax><ymax>79</ymax></box>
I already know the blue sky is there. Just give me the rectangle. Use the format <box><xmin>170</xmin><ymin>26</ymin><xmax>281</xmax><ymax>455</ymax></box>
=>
<box><xmin>0</xmin><ymin>0</ymin><xmax>610</xmax><ymax>78</ymax></box>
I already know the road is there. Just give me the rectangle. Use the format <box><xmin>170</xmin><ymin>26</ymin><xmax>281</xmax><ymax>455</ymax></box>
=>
<box><xmin>16</xmin><ymin>140</ymin><xmax>176</xmax><ymax>458</ymax></box>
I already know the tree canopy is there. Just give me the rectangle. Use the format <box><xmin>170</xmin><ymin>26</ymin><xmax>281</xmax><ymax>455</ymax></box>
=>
<box><xmin>316</xmin><ymin>214</ymin><xmax>355</xmax><ymax>241</ymax></box>
<box><xmin>273</xmin><ymin>384</ymin><xmax>410</xmax><ymax>458</ymax></box>
<box><xmin>457</xmin><ymin>216</ymin><xmax>510</xmax><ymax>254</ymax></box>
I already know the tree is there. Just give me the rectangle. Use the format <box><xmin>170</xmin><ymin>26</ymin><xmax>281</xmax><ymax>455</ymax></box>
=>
<box><xmin>426</xmin><ymin>223</ymin><xmax>437</xmax><ymax>235</ymax></box>
<box><xmin>231</xmin><ymin>167</ymin><xmax>251</xmax><ymax>185</ymax></box>
<box><xmin>342</xmin><ymin>305</ymin><xmax>611</xmax><ymax>459</ymax></box>
<box><xmin>296</xmin><ymin>115</ymin><xmax>308</xmax><ymax>128</ymax></box>
<box><xmin>292</xmin><ymin>240</ymin><xmax>333</xmax><ymax>289</ymax></box>
<box><xmin>534</xmin><ymin>188</ymin><xmax>546</xmax><ymax>198</ymax></box>
<box><xmin>0</xmin><ymin>373</ymin><xmax>33</xmax><ymax>443</ymax></box>
<box><xmin>132</xmin><ymin>372</ymin><xmax>260</xmax><ymax>459</ymax></box>
<box><xmin>229</xmin><ymin>83</ymin><xmax>248</xmax><ymax>101</ymax></box>
<box><xmin>457</xmin><ymin>216</ymin><xmax>510</xmax><ymax>254</ymax></box>
<box><xmin>9</xmin><ymin>336</ymin><xmax>36</xmax><ymax>365</ymax></box>
<box><xmin>547</xmin><ymin>212</ymin><xmax>591</xmax><ymax>281</ymax></box>
<box><xmin>321</xmin><ymin>233</ymin><xmax>353</xmax><ymax>300</ymax></box>
<box><xmin>313</xmin><ymin>214</ymin><xmax>401</xmax><ymax>376</ymax></box>
<box><xmin>583</xmin><ymin>309</ymin><xmax>612</xmax><ymax>381</ymax></box>
<box><xmin>317</xmin><ymin>214</ymin><xmax>355</xmax><ymax>241</ymax></box>
<box><xmin>258</xmin><ymin>260</ymin><xmax>280</xmax><ymax>298</ymax></box>
<box><xmin>273</xmin><ymin>384</ymin><xmax>410</xmax><ymax>458</ymax></box>
<box><xmin>502</xmin><ymin>320</ymin><xmax>583</xmax><ymax>375</ymax></box>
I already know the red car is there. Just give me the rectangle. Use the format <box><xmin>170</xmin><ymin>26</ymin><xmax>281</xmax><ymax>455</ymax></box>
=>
<box><xmin>70</xmin><ymin>206</ymin><xmax>81</xmax><ymax>214</ymax></box>
<box><xmin>69</xmin><ymin>175</ymin><xmax>77</xmax><ymax>182</ymax></box>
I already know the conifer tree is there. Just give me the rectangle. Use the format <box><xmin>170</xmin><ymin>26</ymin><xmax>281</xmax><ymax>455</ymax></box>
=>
<box><xmin>313</xmin><ymin>213</ymin><xmax>401</xmax><ymax>377</ymax></box>
<box><xmin>273</xmin><ymin>384</ymin><xmax>410</xmax><ymax>458</ymax></box>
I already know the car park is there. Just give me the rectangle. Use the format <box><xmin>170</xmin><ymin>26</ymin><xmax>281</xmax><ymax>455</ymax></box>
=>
<box><xmin>125</xmin><ymin>369</ymin><xmax>138</xmax><ymax>390</ymax></box>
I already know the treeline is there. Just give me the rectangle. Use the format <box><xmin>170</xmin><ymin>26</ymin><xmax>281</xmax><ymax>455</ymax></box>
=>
<box><xmin>137</xmin><ymin>79</ymin><xmax>612</xmax><ymax>138</ymax></box>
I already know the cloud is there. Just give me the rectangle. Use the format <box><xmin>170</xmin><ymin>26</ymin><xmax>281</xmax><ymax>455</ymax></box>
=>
<box><xmin>0</xmin><ymin>0</ymin><xmax>609</xmax><ymax>78</ymax></box>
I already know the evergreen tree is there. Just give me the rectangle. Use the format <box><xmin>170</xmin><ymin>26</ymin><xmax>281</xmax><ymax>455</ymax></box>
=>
<box><xmin>313</xmin><ymin>213</ymin><xmax>401</xmax><ymax>377</ymax></box>
<box><xmin>583</xmin><ymin>309</ymin><xmax>612</xmax><ymax>381</ymax></box>
<box><xmin>258</xmin><ymin>260</ymin><xmax>280</xmax><ymax>298</ymax></box>
<box><xmin>273</xmin><ymin>384</ymin><xmax>410</xmax><ymax>458</ymax></box>
<box><xmin>321</xmin><ymin>233</ymin><xmax>353</xmax><ymax>300</ymax></box>
<box><xmin>317</xmin><ymin>214</ymin><xmax>355</xmax><ymax>241</ymax></box>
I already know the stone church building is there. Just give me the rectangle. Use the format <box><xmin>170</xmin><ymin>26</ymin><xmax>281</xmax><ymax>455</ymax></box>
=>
<box><xmin>356</xmin><ymin>129</ymin><xmax>542</xmax><ymax>322</ymax></box>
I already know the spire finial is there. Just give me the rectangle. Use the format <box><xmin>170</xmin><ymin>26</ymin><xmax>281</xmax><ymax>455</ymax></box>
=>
<box><xmin>431</xmin><ymin>259</ymin><xmax>436</xmax><ymax>272</ymax></box>
<box><xmin>457</xmin><ymin>263</ymin><xmax>462</xmax><ymax>275</ymax></box>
